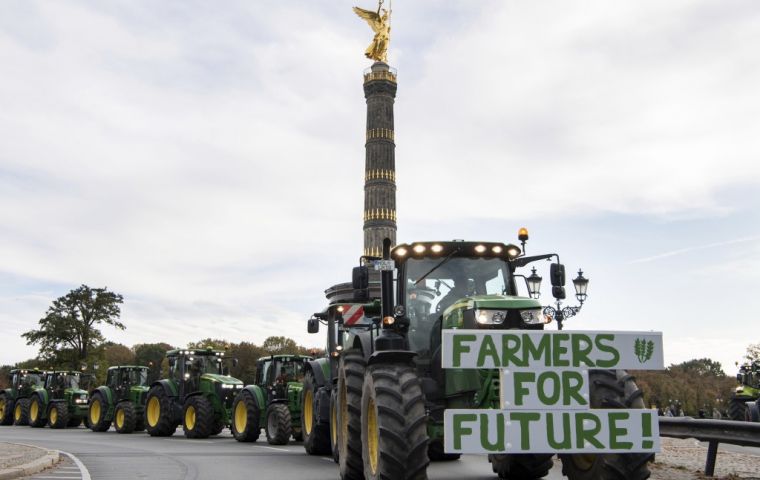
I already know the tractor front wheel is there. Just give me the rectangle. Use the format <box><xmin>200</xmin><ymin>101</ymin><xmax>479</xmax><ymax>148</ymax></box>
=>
<box><xmin>361</xmin><ymin>363</ymin><xmax>429</xmax><ymax>480</ymax></box>
<box><xmin>114</xmin><ymin>402</ymin><xmax>137</xmax><ymax>434</ymax></box>
<box><xmin>338</xmin><ymin>348</ymin><xmax>366</xmax><ymax>479</ymax></box>
<box><xmin>183</xmin><ymin>395</ymin><xmax>214</xmax><ymax>439</ymax></box>
<box><xmin>301</xmin><ymin>369</ymin><xmax>330</xmax><ymax>454</ymax></box>
<box><xmin>0</xmin><ymin>395</ymin><xmax>13</xmax><ymax>425</ymax></box>
<box><xmin>89</xmin><ymin>393</ymin><xmax>112</xmax><ymax>432</ymax></box>
<box><xmin>266</xmin><ymin>403</ymin><xmax>292</xmax><ymax>445</ymax></box>
<box><xmin>330</xmin><ymin>389</ymin><xmax>339</xmax><ymax>463</ymax></box>
<box><xmin>560</xmin><ymin>370</ymin><xmax>652</xmax><ymax>480</ymax></box>
<box><xmin>728</xmin><ymin>396</ymin><xmax>750</xmax><ymax>421</ymax></box>
<box><xmin>48</xmin><ymin>402</ymin><xmax>70</xmax><ymax>429</ymax></box>
<box><xmin>13</xmin><ymin>399</ymin><xmax>29</xmax><ymax>426</ymax></box>
<box><xmin>488</xmin><ymin>453</ymin><xmax>553</xmax><ymax>479</ymax></box>
<box><xmin>231</xmin><ymin>390</ymin><xmax>260</xmax><ymax>442</ymax></box>
<box><xmin>145</xmin><ymin>386</ymin><xmax>177</xmax><ymax>437</ymax></box>
<box><xmin>29</xmin><ymin>396</ymin><xmax>46</xmax><ymax>428</ymax></box>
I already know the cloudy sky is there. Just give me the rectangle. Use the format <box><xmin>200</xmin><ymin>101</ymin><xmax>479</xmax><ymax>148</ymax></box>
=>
<box><xmin>1</xmin><ymin>0</ymin><xmax>758</xmax><ymax>373</ymax></box>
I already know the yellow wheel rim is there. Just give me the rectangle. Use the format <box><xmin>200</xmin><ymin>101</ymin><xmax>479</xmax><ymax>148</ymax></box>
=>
<box><xmin>147</xmin><ymin>397</ymin><xmax>160</xmax><ymax>427</ymax></box>
<box><xmin>0</xmin><ymin>399</ymin><xmax>5</xmax><ymax>418</ymax></box>
<box><xmin>330</xmin><ymin>399</ymin><xmax>337</xmax><ymax>447</ymax></box>
<box><xmin>367</xmin><ymin>397</ymin><xmax>379</xmax><ymax>475</ymax></box>
<box><xmin>572</xmin><ymin>454</ymin><xmax>597</xmax><ymax>471</ymax></box>
<box><xmin>30</xmin><ymin>400</ymin><xmax>39</xmax><ymax>422</ymax></box>
<box><xmin>304</xmin><ymin>390</ymin><xmax>313</xmax><ymax>435</ymax></box>
<box><xmin>185</xmin><ymin>405</ymin><xmax>196</xmax><ymax>431</ymax></box>
<box><xmin>14</xmin><ymin>403</ymin><xmax>22</xmax><ymax>422</ymax></box>
<box><xmin>50</xmin><ymin>407</ymin><xmax>58</xmax><ymax>425</ymax></box>
<box><xmin>116</xmin><ymin>408</ymin><xmax>124</xmax><ymax>429</ymax></box>
<box><xmin>90</xmin><ymin>399</ymin><xmax>101</xmax><ymax>425</ymax></box>
<box><xmin>234</xmin><ymin>401</ymin><xmax>247</xmax><ymax>433</ymax></box>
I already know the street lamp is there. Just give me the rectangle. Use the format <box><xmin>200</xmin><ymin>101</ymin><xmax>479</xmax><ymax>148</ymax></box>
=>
<box><xmin>543</xmin><ymin>269</ymin><xmax>590</xmax><ymax>330</ymax></box>
<box><xmin>526</xmin><ymin>267</ymin><xmax>542</xmax><ymax>299</ymax></box>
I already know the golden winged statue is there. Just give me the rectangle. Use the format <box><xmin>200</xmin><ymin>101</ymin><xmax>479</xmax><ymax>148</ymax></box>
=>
<box><xmin>353</xmin><ymin>1</ymin><xmax>391</xmax><ymax>63</ymax></box>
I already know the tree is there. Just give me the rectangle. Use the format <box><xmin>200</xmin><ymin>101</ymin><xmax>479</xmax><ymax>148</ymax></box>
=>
<box><xmin>745</xmin><ymin>343</ymin><xmax>760</xmax><ymax>363</ymax></box>
<box><xmin>187</xmin><ymin>338</ymin><xmax>232</xmax><ymax>351</ymax></box>
<box><xmin>0</xmin><ymin>365</ymin><xmax>11</xmax><ymax>389</ymax></box>
<box><xmin>103</xmin><ymin>343</ymin><xmax>135</xmax><ymax>366</ymax></box>
<box><xmin>262</xmin><ymin>336</ymin><xmax>299</xmax><ymax>355</ymax></box>
<box><xmin>133</xmin><ymin>342</ymin><xmax>173</xmax><ymax>383</ymax></box>
<box><xmin>674</xmin><ymin>358</ymin><xmax>726</xmax><ymax>377</ymax></box>
<box><xmin>22</xmin><ymin>285</ymin><xmax>124</xmax><ymax>368</ymax></box>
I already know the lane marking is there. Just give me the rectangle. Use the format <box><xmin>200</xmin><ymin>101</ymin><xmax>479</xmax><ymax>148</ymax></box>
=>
<box><xmin>256</xmin><ymin>445</ymin><xmax>292</xmax><ymax>452</ymax></box>
<box><xmin>59</xmin><ymin>451</ymin><xmax>91</xmax><ymax>480</ymax></box>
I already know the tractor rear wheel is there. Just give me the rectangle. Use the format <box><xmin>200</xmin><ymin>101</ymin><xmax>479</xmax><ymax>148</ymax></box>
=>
<box><xmin>29</xmin><ymin>396</ymin><xmax>46</xmax><ymax>428</ymax></box>
<box><xmin>338</xmin><ymin>348</ymin><xmax>366</xmax><ymax>480</ymax></box>
<box><xmin>14</xmin><ymin>398</ymin><xmax>30</xmax><ymax>426</ymax></box>
<box><xmin>330</xmin><ymin>389</ymin><xmax>339</xmax><ymax>463</ymax></box>
<box><xmin>48</xmin><ymin>402</ymin><xmax>70</xmax><ymax>429</ymax></box>
<box><xmin>0</xmin><ymin>395</ymin><xmax>13</xmax><ymax>425</ymax></box>
<box><xmin>114</xmin><ymin>402</ymin><xmax>137</xmax><ymax>434</ymax></box>
<box><xmin>728</xmin><ymin>396</ymin><xmax>750</xmax><ymax>421</ymax></box>
<box><xmin>183</xmin><ymin>395</ymin><xmax>214</xmax><ymax>439</ymax></box>
<box><xmin>231</xmin><ymin>390</ymin><xmax>260</xmax><ymax>442</ymax></box>
<box><xmin>145</xmin><ymin>386</ymin><xmax>177</xmax><ymax>437</ymax></box>
<box><xmin>361</xmin><ymin>363</ymin><xmax>429</xmax><ymax>480</ymax></box>
<box><xmin>301</xmin><ymin>369</ymin><xmax>330</xmax><ymax>454</ymax></box>
<box><xmin>89</xmin><ymin>393</ymin><xmax>112</xmax><ymax>432</ymax></box>
<box><xmin>488</xmin><ymin>453</ymin><xmax>553</xmax><ymax>479</ymax></box>
<box><xmin>560</xmin><ymin>370</ymin><xmax>652</xmax><ymax>480</ymax></box>
<box><xmin>746</xmin><ymin>401</ymin><xmax>760</xmax><ymax>422</ymax></box>
<box><xmin>266</xmin><ymin>403</ymin><xmax>292</xmax><ymax>445</ymax></box>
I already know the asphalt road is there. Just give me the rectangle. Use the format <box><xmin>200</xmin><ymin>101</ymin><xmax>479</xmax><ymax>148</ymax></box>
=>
<box><xmin>1</xmin><ymin>425</ymin><xmax>567</xmax><ymax>480</ymax></box>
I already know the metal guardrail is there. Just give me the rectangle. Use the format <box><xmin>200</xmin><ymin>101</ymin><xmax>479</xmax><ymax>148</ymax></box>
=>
<box><xmin>659</xmin><ymin>417</ymin><xmax>760</xmax><ymax>476</ymax></box>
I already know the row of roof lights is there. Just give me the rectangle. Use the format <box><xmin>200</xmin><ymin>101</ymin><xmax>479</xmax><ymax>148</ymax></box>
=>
<box><xmin>395</xmin><ymin>244</ymin><xmax>520</xmax><ymax>258</ymax></box>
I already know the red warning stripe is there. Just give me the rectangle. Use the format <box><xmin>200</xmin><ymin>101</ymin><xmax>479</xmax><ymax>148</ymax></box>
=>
<box><xmin>343</xmin><ymin>305</ymin><xmax>365</xmax><ymax>326</ymax></box>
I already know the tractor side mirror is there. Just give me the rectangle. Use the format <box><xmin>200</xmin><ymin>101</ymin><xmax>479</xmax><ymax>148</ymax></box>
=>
<box><xmin>352</xmin><ymin>266</ymin><xmax>369</xmax><ymax>290</ymax></box>
<box><xmin>552</xmin><ymin>286</ymin><xmax>566</xmax><ymax>300</ymax></box>
<box><xmin>550</xmin><ymin>263</ymin><xmax>566</xmax><ymax>286</ymax></box>
<box><xmin>307</xmin><ymin>317</ymin><xmax>320</xmax><ymax>334</ymax></box>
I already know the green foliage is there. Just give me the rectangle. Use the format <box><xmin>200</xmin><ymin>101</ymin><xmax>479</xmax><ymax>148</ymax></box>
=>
<box><xmin>633</xmin><ymin>357</ymin><xmax>736</xmax><ymax>416</ymax></box>
<box><xmin>0</xmin><ymin>365</ymin><xmax>11</xmax><ymax>389</ymax></box>
<box><xmin>262</xmin><ymin>336</ymin><xmax>299</xmax><ymax>355</ymax></box>
<box><xmin>745</xmin><ymin>343</ymin><xmax>760</xmax><ymax>363</ymax></box>
<box><xmin>22</xmin><ymin>285</ymin><xmax>125</xmax><ymax>367</ymax></box>
<box><xmin>133</xmin><ymin>343</ymin><xmax>174</xmax><ymax>383</ymax></box>
<box><xmin>187</xmin><ymin>338</ymin><xmax>232</xmax><ymax>350</ymax></box>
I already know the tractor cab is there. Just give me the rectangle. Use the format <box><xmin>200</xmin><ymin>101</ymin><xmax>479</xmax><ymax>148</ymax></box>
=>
<box><xmin>256</xmin><ymin>355</ymin><xmax>311</xmax><ymax>404</ymax></box>
<box><xmin>10</xmin><ymin>369</ymin><xmax>44</xmax><ymax>397</ymax></box>
<box><xmin>166</xmin><ymin>349</ymin><xmax>240</xmax><ymax>400</ymax></box>
<box><xmin>106</xmin><ymin>366</ymin><xmax>149</xmax><ymax>399</ymax></box>
<box><xmin>45</xmin><ymin>371</ymin><xmax>88</xmax><ymax>401</ymax></box>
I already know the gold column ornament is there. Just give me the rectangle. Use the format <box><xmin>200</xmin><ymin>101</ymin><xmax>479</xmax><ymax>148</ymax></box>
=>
<box><xmin>353</xmin><ymin>0</ymin><xmax>391</xmax><ymax>62</ymax></box>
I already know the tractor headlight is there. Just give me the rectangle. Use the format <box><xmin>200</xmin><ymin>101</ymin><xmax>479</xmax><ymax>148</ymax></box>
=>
<box><xmin>475</xmin><ymin>309</ymin><xmax>506</xmax><ymax>325</ymax></box>
<box><xmin>520</xmin><ymin>309</ymin><xmax>548</xmax><ymax>325</ymax></box>
<box><xmin>221</xmin><ymin>384</ymin><xmax>235</xmax><ymax>389</ymax></box>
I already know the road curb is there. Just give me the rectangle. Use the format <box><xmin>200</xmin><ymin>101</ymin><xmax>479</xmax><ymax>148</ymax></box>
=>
<box><xmin>0</xmin><ymin>444</ymin><xmax>60</xmax><ymax>480</ymax></box>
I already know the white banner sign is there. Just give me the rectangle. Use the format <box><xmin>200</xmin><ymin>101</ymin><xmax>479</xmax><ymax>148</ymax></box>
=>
<box><xmin>442</xmin><ymin>330</ymin><xmax>664</xmax><ymax>370</ymax></box>
<box><xmin>500</xmin><ymin>368</ymin><xmax>590</xmax><ymax>410</ymax></box>
<box><xmin>444</xmin><ymin>409</ymin><xmax>660</xmax><ymax>454</ymax></box>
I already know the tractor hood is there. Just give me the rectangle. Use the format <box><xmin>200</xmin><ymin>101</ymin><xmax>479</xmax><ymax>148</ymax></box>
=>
<box><xmin>200</xmin><ymin>373</ymin><xmax>243</xmax><ymax>386</ymax></box>
<box><xmin>442</xmin><ymin>294</ymin><xmax>545</xmax><ymax>329</ymax></box>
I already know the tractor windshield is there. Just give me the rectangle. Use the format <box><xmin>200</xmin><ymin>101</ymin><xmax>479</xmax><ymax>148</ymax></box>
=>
<box><xmin>128</xmin><ymin>369</ymin><xmax>149</xmax><ymax>386</ymax></box>
<box><xmin>50</xmin><ymin>373</ymin><xmax>80</xmax><ymax>390</ymax></box>
<box><xmin>273</xmin><ymin>359</ymin><xmax>306</xmax><ymax>384</ymax></box>
<box><xmin>403</xmin><ymin>257</ymin><xmax>512</xmax><ymax>353</ymax></box>
<box><xmin>20</xmin><ymin>373</ymin><xmax>43</xmax><ymax>388</ymax></box>
<box><xmin>186</xmin><ymin>355</ymin><xmax>223</xmax><ymax>376</ymax></box>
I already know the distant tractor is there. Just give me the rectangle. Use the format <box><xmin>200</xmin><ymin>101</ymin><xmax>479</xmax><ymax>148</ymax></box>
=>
<box><xmin>0</xmin><ymin>369</ymin><xmax>45</xmax><ymax>426</ymax></box>
<box><xmin>28</xmin><ymin>371</ymin><xmax>89</xmax><ymax>428</ymax></box>
<box><xmin>730</xmin><ymin>361</ymin><xmax>760</xmax><ymax>421</ymax></box>
<box><xmin>89</xmin><ymin>366</ymin><xmax>150</xmax><ymax>433</ymax></box>
<box><xmin>144</xmin><ymin>348</ymin><xmax>243</xmax><ymax>438</ymax></box>
<box><xmin>231</xmin><ymin>354</ymin><xmax>311</xmax><ymax>445</ymax></box>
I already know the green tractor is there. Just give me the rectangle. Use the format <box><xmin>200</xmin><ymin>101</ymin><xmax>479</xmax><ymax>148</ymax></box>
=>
<box><xmin>0</xmin><ymin>369</ymin><xmax>46</xmax><ymax>426</ymax></box>
<box><xmin>304</xmin><ymin>234</ymin><xmax>653</xmax><ymax>480</ymax></box>
<box><xmin>231</xmin><ymin>354</ymin><xmax>311</xmax><ymax>445</ymax></box>
<box><xmin>728</xmin><ymin>361</ymin><xmax>760</xmax><ymax>421</ymax></box>
<box><xmin>88</xmin><ymin>366</ymin><xmax>150</xmax><ymax>433</ymax></box>
<box><xmin>28</xmin><ymin>371</ymin><xmax>90</xmax><ymax>428</ymax></box>
<box><xmin>144</xmin><ymin>348</ymin><xmax>243</xmax><ymax>438</ymax></box>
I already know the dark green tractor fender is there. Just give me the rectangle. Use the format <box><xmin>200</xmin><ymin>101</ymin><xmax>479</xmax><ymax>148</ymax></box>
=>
<box><xmin>305</xmin><ymin>360</ymin><xmax>328</xmax><ymax>387</ymax></box>
<box><xmin>92</xmin><ymin>386</ymin><xmax>115</xmax><ymax>420</ymax></box>
<box><xmin>31</xmin><ymin>390</ymin><xmax>50</xmax><ymax>421</ymax></box>
<box><xmin>303</xmin><ymin>361</ymin><xmax>331</xmax><ymax>425</ymax></box>
<box><xmin>239</xmin><ymin>385</ymin><xmax>267</xmax><ymax>426</ymax></box>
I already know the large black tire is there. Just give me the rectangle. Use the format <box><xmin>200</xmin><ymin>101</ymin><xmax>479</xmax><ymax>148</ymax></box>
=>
<box><xmin>0</xmin><ymin>394</ymin><xmax>13</xmax><ymax>425</ymax></box>
<box><xmin>183</xmin><ymin>395</ymin><xmax>214</xmax><ymax>439</ymax></box>
<box><xmin>361</xmin><ymin>363</ymin><xmax>429</xmax><ymax>480</ymax></box>
<box><xmin>301</xmin><ymin>369</ymin><xmax>330</xmax><ymax>454</ymax></box>
<box><xmin>746</xmin><ymin>401</ymin><xmax>760</xmax><ymax>422</ymax></box>
<box><xmin>728</xmin><ymin>396</ymin><xmax>750</xmax><ymax>421</ymax></box>
<box><xmin>338</xmin><ymin>349</ymin><xmax>366</xmax><ymax>480</ymax></box>
<box><xmin>89</xmin><ymin>393</ymin><xmax>112</xmax><ymax>432</ymax></box>
<box><xmin>231</xmin><ymin>390</ymin><xmax>260</xmax><ymax>442</ymax></box>
<box><xmin>28</xmin><ymin>395</ymin><xmax>46</xmax><ymax>428</ymax></box>
<box><xmin>489</xmin><ymin>453</ymin><xmax>553</xmax><ymax>479</ymax></box>
<box><xmin>560</xmin><ymin>370</ymin><xmax>652</xmax><ymax>480</ymax></box>
<box><xmin>13</xmin><ymin>398</ymin><xmax>30</xmax><ymax>426</ymax></box>
<box><xmin>114</xmin><ymin>401</ymin><xmax>137</xmax><ymax>434</ymax></box>
<box><xmin>266</xmin><ymin>403</ymin><xmax>292</xmax><ymax>445</ymax></box>
<box><xmin>48</xmin><ymin>402</ymin><xmax>70</xmax><ymax>429</ymax></box>
<box><xmin>83</xmin><ymin>413</ymin><xmax>91</xmax><ymax>429</ymax></box>
<box><xmin>428</xmin><ymin>440</ymin><xmax>461</xmax><ymax>462</ymax></box>
<box><xmin>330</xmin><ymin>389</ymin><xmax>339</xmax><ymax>463</ymax></box>
<box><xmin>145</xmin><ymin>386</ymin><xmax>177</xmax><ymax>437</ymax></box>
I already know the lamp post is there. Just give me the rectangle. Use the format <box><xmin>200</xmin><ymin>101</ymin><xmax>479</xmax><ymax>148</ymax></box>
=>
<box><xmin>541</xmin><ymin>269</ymin><xmax>589</xmax><ymax>330</ymax></box>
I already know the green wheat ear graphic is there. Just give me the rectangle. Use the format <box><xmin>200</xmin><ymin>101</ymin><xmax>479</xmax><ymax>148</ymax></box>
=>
<box><xmin>634</xmin><ymin>338</ymin><xmax>655</xmax><ymax>363</ymax></box>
